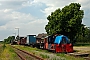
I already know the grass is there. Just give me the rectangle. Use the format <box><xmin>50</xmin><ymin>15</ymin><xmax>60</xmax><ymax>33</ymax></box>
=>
<box><xmin>56</xmin><ymin>53</ymin><xmax>85</xmax><ymax>60</ymax></box>
<box><xmin>40</xmin><ymin>54</ymin><xmax>49</xmax><ymax>58</ymax></box>
<box><xmin>14</xmin><ymin>45</ymin><xmax>85</xmax><ymax>60</ymax></box>
<box><xmin>15</xmin><ymin>45</ymin><xmax>49</xmax><ymax>54</ymax></box>
<box><xmin>52</xmin><ymin>57</ymin><xmax>57</xmax><ymax>60</ymax></box>
<box><xmin>0</xmin><ymin>43</ymin><xmax>87</xmax><ymax>60</ymax></box>
<box><xmin>0</xmin><ymin>44</ymin><xmax>20</xmax><ymax>60</ymax></box>
<box><xmin>74</xmin><ymin>43</ymin><xmax>90</xmax><ymax>46</ymax></box>
<box><xmin>0</xmin><ymin>44</ymin><xmax>3</xmax><ymax>56</ymax></box>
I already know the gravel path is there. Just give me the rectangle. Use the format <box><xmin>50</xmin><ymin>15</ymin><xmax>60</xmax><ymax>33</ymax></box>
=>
<box><xmin>74</xmin><ymin>46</ymin><xmax>90</xmax><ymax>52</ymax></box>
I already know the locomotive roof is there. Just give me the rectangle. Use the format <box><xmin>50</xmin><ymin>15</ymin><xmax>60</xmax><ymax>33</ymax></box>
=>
<box><xmin>54</xmin><ymin>35</ymin><xmax>69</xmax><ymax>44</ymax></box>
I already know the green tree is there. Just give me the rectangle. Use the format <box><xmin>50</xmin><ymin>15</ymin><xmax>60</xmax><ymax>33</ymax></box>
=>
<box><xmin>4</xmin><ymin>36</ymin><xmax>15</xmax><ymax>44</ymax></box>
<box><xmin>76</xmin><ymin>27</ymin><xmax>90</xmax><ymax>43</ymax></box>
<box><xmin>83</xmin><ymin>27</ymin><xmax>90</xmax><ymax>42</ymax></box>
<box><xmin>45</xmin><ymin>3</ymin><xmax>84</xmax><ymax>43</ymax></box>
<box><xmin>75</xmin><ymin>24</ymin><xmax>85</xmax><ymax>42</ymax></box>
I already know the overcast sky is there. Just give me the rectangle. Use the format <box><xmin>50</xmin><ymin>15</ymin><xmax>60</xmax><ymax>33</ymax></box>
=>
<box><xmin>0</xmin><ymin>0</ymin><xmax>90</xmax><ymax>40</ymax></box>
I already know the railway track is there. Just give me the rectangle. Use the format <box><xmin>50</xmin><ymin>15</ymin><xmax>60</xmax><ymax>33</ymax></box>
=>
<box><xmin>11</xmin><ymin>46</ymin><xmax>44</xmax><ymax>60</ymax></box>
<box><xmin>11</xmin><ymin>45</ymin><xmax>90</xmax><ymax>60</ymax></box>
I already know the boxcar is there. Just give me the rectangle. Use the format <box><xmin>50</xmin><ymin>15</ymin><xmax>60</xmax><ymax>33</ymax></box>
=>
<box><xmin>26</xmin><ymin>35</ymin><xmax>36</xmax><ymax>46</ymax></box>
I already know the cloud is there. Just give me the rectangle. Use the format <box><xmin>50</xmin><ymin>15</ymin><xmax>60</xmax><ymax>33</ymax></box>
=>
<box><xmin>32</xmin><ymin>0</ymin><xmax>74</xmax><ymax>16</ymax></box>
<box><xmin>0</xmin><ymin>0</ymin><xmax>48</xmax><ymax>40</ymax></box>
<box><xmin>0</xmin><ymin>0</ymin><xmax>90</xmax><ymax>40</ymax></box>
<box><xmin>30</xmin><ymin>0</ymin><xmax>90</xmax><ymax>19</ymax></box>
<box><xmin>0</xmin><ymin>11</ymin><xmax>47</xmax><ymax>30</ymax></box>
<box><xmin>0</xmin><ymin>0</ymin><xmax>44</xmax><ymax>38</ymax></box>
<box><xmin>0</xmin><ymin>10</ymin><xmax>47</xmax><ymax>40</ymax></box>
<box><xmin>0</xmin><ymin>0</ymin><xmax>29</xmax><ymax>9</ymax></box>
<box><xmin>0</xmin><ymin>9</ymin><xmax>12</xmax><ymax>26</ymax></box>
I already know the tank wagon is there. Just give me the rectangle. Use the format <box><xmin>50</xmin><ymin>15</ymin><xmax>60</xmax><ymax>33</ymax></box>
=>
<box><xmin>44</xmin><ymin>35</ymin><xmax>73</xmax><ymax>53</ymax></box>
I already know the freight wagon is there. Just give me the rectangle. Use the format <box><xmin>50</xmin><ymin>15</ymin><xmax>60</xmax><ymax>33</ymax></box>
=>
<box><xmin>44</xmin><ymin>35</ymin><xmax>73</xmax><ymax>53</ymax></box>
<box><xmin>17</xmin><ymin>37</ymin><xmax>24</xmax><ymax>45</ymax></box>
<box><xmin>25</xmin><ymin>35</ymin><xmax>44</xmax><ymax>48</ymax></box>
<box><xmin>36</xmin><ymin>33</ymin><xmax>47</xmax><ymax>49</ymax></box>
<box><xmin>26</xmin><ymin>35</ymin><xmax>36</xmax><ymax>47</ymax></box>
<box><xmin>20</xmin><ymin>37</ymin><xmax>27</xmax><ymax>45</ymax></box>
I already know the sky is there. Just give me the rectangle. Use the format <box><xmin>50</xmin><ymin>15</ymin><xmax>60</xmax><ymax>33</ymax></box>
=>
<box><xmin>0</xmin><ymin>0</ymin><xmax>90</xmax><ymax>40</ymax></box>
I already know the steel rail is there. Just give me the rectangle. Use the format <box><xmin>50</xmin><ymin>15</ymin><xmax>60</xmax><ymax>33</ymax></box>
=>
<box><xmin>11</xmin><ymin>46</ymin><xmax>44</xmax><ymax>60</ymax></box>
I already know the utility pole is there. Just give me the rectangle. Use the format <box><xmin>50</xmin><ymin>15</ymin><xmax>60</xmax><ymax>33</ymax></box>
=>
<box><xmin>13</xmin><ymin>32</ymin><xmax>16</xmax><ymax>39</ymax></box>
<box><xmin>15</xmin><ymin>28</ymin><xmax>19</xmax><ymax>40</ymax></box>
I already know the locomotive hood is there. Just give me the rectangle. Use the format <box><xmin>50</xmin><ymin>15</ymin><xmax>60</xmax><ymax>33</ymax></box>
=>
<box><xmin>54</xmin><ymin>35</ymin><xmax>69</xmax><ymax>44</ymax></box>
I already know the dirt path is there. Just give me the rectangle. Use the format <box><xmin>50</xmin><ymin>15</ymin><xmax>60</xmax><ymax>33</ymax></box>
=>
<box><xmin>74</xmin><ymin>46</ymin><xmax>90</xmax><ymax>53</ymax></box>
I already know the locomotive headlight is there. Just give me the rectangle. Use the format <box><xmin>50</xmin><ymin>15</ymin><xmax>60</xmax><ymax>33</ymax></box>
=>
<box><xmin>69</xmin><ymin>43</ymin><xmax>72</xmax><ymax>46</ymax></box>
<box><xmin>62</xmin><ymin>44</ymin><xmax>64</xmax><ymax>47</ymax></box>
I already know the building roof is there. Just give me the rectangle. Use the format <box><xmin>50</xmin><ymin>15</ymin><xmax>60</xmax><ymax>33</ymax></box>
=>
<box><xmin>36</xmin><ymin>33</ymin><xmax>47</xmax><ymax>39</ymax></box>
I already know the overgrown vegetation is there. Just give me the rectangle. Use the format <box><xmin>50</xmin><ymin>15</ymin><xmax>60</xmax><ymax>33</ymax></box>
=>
<box><xmin>74</xmin><ymin>43</ymin><xmax>90</xmax><ymax>46</ymax></box>
<box><xmin>40</xmin><ymin>54</ymin><xmax>49</xmax><ymax>58</ymax></box>
<box><xmin>4</xmin><ymin>36</ymin><xmax>15</xmax><ymax>44</ymax></box>
<box><xmin>0</xmin><ymin>44</ymin><xmax>3</xmax><ymax>56</ymax></box>
<box><xmin>75</xmin><ymin>27</ymin><xmax>90</xmax><ymax>43</ymax></box>
<box><xmin>0</xmin><ymin>44</ymin><xmax>19</xmax><ymax>60</ymax></box>
<box><xmin>56</xmin><ymin>53</ymin><xmax>84</xmax><ymax>60</ymax></box>
<box><xmin>14</xmin><ymin>45</ymin><xmax>85</xmax><ymax>60</ymax></box>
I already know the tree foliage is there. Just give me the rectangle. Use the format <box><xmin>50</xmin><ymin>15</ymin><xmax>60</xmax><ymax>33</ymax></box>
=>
<box><xmin>76</xmin><ymin>27</ymin><xmax>90</xmax><ymax>43</ymax></box>
<box><xmin>4</xmin><ymin>36</ymin><xmax>15</xmax><ymax>44</ymax></box>
<box><xmin>45</xmin><ymin>3</ymin><xmax>84</xmax><ymax>43</ymax></box>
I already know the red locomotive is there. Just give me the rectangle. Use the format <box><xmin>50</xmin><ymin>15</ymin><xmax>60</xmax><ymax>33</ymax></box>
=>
<box><xmin>44</xmin><ymin>35</ymin><xmax>73</xmax><ymax>53</ymax></box>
